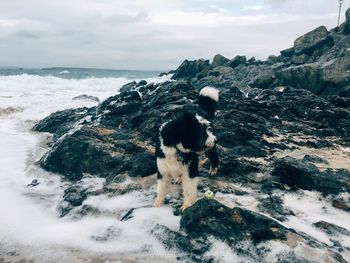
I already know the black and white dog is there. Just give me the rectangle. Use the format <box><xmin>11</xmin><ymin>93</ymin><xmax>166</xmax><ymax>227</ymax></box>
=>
<box><xmin>154</xmin><ymin>87</ymin><xmax>219</xmax><ymax>211</ymax></box>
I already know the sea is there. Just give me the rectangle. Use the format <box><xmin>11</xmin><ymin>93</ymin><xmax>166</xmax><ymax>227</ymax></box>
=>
<box><xmin>0</xmin><ymin>68</ymin><xmax>184</xmax><ymax>263</ymax></box>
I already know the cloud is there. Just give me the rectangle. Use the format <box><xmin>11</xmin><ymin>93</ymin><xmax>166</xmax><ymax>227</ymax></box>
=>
<box><xmin>0</xmin><ymin>18</ymin><xmax>51</xmax><ymax>39</ymax></box>
<box><xmin>242</xmin><ymin>5</ymin><xmax>265</xmax><ymax>11</ymax></box>
<box><xmin>0</xmin><ymin>0</ymin><xmax>349</xmax><ymax>70</ymax></box>
<box><xmin>104</xmin><ymin>11</ymin><xmax>149</xmax><ymax>24</ymax></box>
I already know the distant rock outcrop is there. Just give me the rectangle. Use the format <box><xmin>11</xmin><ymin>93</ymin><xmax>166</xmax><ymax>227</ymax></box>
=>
<box><xmin>171</xmin><ymin>17</ymin><xmax>350</xmax><ymax>97</ymax></box>
<box><xmin>294</xmin><ymin>26</ymin><xmax>330</xmax><ymax>55</ymax></box>
<box><xmin>343</xmin><ymin>7</ymin><xmax>350</xmax><ymax>34</ymax></box>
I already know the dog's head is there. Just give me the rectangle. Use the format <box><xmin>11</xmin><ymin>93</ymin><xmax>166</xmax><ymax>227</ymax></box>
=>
<box><xmin>197</xmin><ymin>87</ymin><xmax>219</xmax><ymax>120</ymax></box>
<box><xmin>174</xmin><ymin>110</ymin><xmax>216</xmax><ymax>153</ymax></box>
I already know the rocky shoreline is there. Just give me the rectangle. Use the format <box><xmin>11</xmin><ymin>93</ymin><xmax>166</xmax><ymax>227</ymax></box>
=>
<box><xmin>32</xmin><ymin>9</ymin><xmax>350</xmax><ymax>263</ymax></box>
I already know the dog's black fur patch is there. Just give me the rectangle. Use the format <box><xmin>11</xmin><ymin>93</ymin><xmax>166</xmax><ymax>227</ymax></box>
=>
<box><xmin>156</xmin><ymin>87</ymin><xmax>219</xmax><ymax>179</ymax></box>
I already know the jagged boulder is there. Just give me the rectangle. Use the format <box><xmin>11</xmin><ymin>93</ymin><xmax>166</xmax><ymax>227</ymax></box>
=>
<box><xmin>229</xmin><ymin>55</ymin><xmax>246</xmax><ymax>68</ymax></box>
<box><xmin>38</xmin><ymin>126</ymin><xmax>156</xmax><ymax>181</ymax></box>
<box><xmin>33</xmin><ymin>107</ymin><xmax>94</xmax><ymax>140</ymax></box>
<box><xmin>72</xmin><ymin>94</ymin><xmax>99</xmax><ymax>102</ymax></box>
<box><xmin>181</xmin><ymin>199</ymin><xmax>291</xmax><ymax>243</ymax></box>
<box><xmin>57</xmin><ymin>184</ymin><xmax>87</xmax><ymax>217</ymax></box>
<box><xmin>292</xmin><ymin>54</ymin><xmax>309</xmax><ymax>65</ymax></box>
<box><xmin>280</xmin><ymin>47</ymin><xmax>295</xmax><ymax>57</ymax></box>
<box><xmin>266</xmin><ymin>55</ymin><xmax>280</xmax><ymax>65</ymax></box>
<box><xmin>178</xmin><ymin>199</ymin><xmax>346</xmax><ymax>262</ymax></box>
<box><xmin>294</xmin><ymin>26</ymin><xmax>329</xmax><ymax>55</ymax></box>
<box><xmin>276</xmin><ymin>56</ymin><xmax>350</xmax><ymax>95</ymax></box>
<box><xmin>211</xmin><ymin>54</ymin><xmax>229</xmax><ymax>67</ymax></box>
<box><xmin>272</xmin><ymin>156</ymin><xmax>350</xmax><ymax>195</ymax></box>
<box><xmin>344</xmin><ymin>7</ymin><xmax>350</xmax><ymax>34</ymax></box>
<box><xmin>313</xmin><ymin>221</ymin><xmax>350</xmax><ymax>236</ymax></box>
<box><xmin>172</xmin><ymin>59</ymin><xmax>210</xmax><ymax>79</ymax></box>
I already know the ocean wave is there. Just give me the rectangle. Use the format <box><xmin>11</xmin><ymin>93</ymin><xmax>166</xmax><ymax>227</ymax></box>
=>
<box><xmin>58</xmin><ymin>69</ymin><xmax>70</xmax><ymax>75</ymax></box>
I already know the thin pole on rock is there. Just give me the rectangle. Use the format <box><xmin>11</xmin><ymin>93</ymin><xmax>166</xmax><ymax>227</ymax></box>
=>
<box><xmin>338</xmin><ymin>0</ymin><xmax>344</xmax><ymax>27</ymax></box>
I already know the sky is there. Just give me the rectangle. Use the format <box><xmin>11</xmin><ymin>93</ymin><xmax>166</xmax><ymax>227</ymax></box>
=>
<box><xmin>0</xmin><ymin>0</ymin><xmax>349</xmax><ymax>70</ymax></box>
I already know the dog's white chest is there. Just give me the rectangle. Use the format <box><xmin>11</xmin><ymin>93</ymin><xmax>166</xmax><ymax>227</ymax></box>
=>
<box><xmin>157</xmin><ymin>146</ymin><xmax>187</xmax><ymax>177</ymax></box>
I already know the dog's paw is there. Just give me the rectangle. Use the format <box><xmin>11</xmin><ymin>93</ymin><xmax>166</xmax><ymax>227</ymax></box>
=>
<box><xmin>199</xmin><ymin>158</ymin><xmax>208</xmax><ymax>167</ymax></box>
<box><xmin>180</xmin><ymin>203</ymin><xmax>191</xmax><ymax>212</ymax></box>
<box><xmin>209</xmin><ymin>166</ymin><xmax>218</xmax><ymax>176</ymax></box>
<box><xmin>153</xmin><ymin>198</ymin><xmax>164</xmax><ymax>207</ymax></box>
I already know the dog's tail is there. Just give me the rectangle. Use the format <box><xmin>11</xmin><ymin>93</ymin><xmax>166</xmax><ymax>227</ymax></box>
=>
<box><xmin>198</xmin><ymin>87</ymin><xmax>219</xmax><ymax>119</ymax></box>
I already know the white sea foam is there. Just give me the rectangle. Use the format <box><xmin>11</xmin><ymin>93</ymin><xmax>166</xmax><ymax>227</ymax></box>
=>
<box><xmin>282</xmin><ymin>191</ymin><xmax>350</xmax><ymax>261</ymax></box>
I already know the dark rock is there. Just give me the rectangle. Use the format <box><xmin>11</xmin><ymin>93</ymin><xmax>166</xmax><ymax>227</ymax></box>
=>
<box><xmin>294</xmin><ymin>26</ymin><xmax>329</xmax><ymax>55</ymax></box>
<box><xmin>276</xmin><ymin>56</ymin><xmax>350</xmax><ymax>95</ymax></box>
<box><xmin>172</xmin><ymin>59</ymin><xmax>210</xmax><ymax>80</ymax></box>
<box><xmin>336</xmin><ymin>85</ymin><xmax>350</xmax><ymax>98</ymax></box>
<box><xmin>27</xmin><ymin>179</ymin><xmax>40</xmax><ymax>187</ymax></box>
<box><xmin>266</xmin><ymin>55</ymin><xmax>279</xmax><ymax>65</ymax></box>
<box><xmin>218</xmin><ymin>153</ymin><xmax>261</xmax><ymax>181</ymax></box>
<box><xmin>33</xmin><ymin>107</ymin><xmax>93</xmax><ymax>140</ymax></box>
<box><xmin>292</xmin><ymin>54</ymin><xmax>310</xmax><ymax>65</ymax></box>
<box><xmin>159</xmin><ymin>72</ymin><xmax>168</xmax><ymax>77</ymax></box>
<box><xmin>208</xmin><ymin>66</ymin><xmax>233</xmax><ymax>77</ymax></box>
<box><xmin>180</xmin><ymin>199</ymin><xmax>346</xmax><ymax>262</ymax></box>
<box><xmin>280</xmin><ymin>47</ymin><xmax>295</xmax><ymax>57</ymax></box>
<box><xmin>72</xmin><ymin>94</ymin><xmax>99</xmax><ymax>102</ymax></box>
<box><xmin>57</xmin><ymin>185</ymin><xmax>87</xmax><ymax>217</ymax></box>
<box><xmin>329</xmin><ymin>95</ymin><xmax>350</xmax><ymax>108</ymax></box>
<box><xmin>229</xmin><ymin>55</ymin><xmax>246</xmax><ymax>68</ymax></box>
<box><xmin>332</xmin><ymin>198</ymin><xmax>350</xmax><ymax>212</ymax></box>
<box><xmin>74</xmin><ymin>204</ymin><xmax>102</xmax><ymax>218</ymax></box>
<box><xmin>247</xmin><ymin>57</ymin><xmax>256</xmax><ymax>63</ymax></box>
<box><xmin>258</xmin><ymin>195</ymin><xmax>294</xmax><ymax>221</ymax></box>
<box><xmin>248</xmin><ymin>70</ymin><xmax>275</xmax><ymax>88</ymax></box>
<box><xmin>211</xmin><ymin>54</ymin><xmax>229</xmax><ymax>67</ymax></box>
<box><xmin>181</xmin><ymin>199</ymin><xmax>291</xmax><ymax>244</ymax></box>
<box><xmin>120</xmin><ymin>208</ymin><xmax>136</xmax><ymax>221</ymax></box>
<box><xmin>119</xmin><ymin>81</ymin><xmax>137</xmax><ymax>93</ymax></box>
<box><xmin>272</xmin><ymin>157</ymin><xmax>350</xmax><ymax>195</ymax></box>
<box><xmin>313</xmin><ymin>221</ymin><xmax>350</xmax><ymax>236</ymax></box>
<box><xmin>129</xmin><ymin>151</ymin><xmax>156</xmax><ymax>177</ymax></box>
<box><xmin>344</xmin><ymin>8</ymin><xmax>350</xmax><ymax>34</ymax></box>
<box><xmin>138</xmin><ymin>80</ymin><xmax>147</xmax><ymax>86</ymax></box>
<box><xmin>152</xmin><ymin>224</ymin><xmax>210</xmax><ymax>258</ymax></box>
<box><xmin>38</xmin><ymin>127</ymin><xmax>130</xmax><ymax>180</ymax></box>
<box><xmin>90</xmin><ymin>226</ymin><xmax>121</xmax><ymax>242</ymax></box>
<box><xmin>302</xmin><ymin>155</ymin><xmax>329</xmax><ymax>165</ymax></box>
<box><xmin>276</xmin><ymin>64</ymin><xmax>322</xmax><ymax>94</ymax></box>
<box><xmin>102</xmin><ymin>181</ymin><xmax>142</xmax><ymax>195</ymax></box>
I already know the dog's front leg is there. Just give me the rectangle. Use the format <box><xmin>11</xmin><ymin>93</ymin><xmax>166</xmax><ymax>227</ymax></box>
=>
<box><xmin>206</xmin><ymin>145</ymin><xmax>219</xmax><ymax>176</ymax></box>
<box><xmin>181</xmin><ymin>154</ymin><xmax>199</xmax><ymax>212</ymax></box>
<box><xmin>154</xmin><ymin>172</ymin><xmax>170</xmax><ymax>207</ymax></box>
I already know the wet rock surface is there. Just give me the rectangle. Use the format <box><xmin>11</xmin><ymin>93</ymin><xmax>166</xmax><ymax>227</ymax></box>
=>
<box><xmin>33</xmin><ymin>16</ymin><xmax>350</xmax><ymax>262</ymax></box>
<box><xmin>180</xmin><ymin>199</ymin><xmax>291</xmax><ymax>243</ymax></box>
<box><xmin>272</xmin><ymin>157</ymin><xmax>350</xmax><ymax>195</ymax></box>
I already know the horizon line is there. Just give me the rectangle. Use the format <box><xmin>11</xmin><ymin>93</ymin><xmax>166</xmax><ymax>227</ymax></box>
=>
<box><xmin>0</xmin><ymin>66</ymin><xmax>168</xmax><ymax>72</ymax></box>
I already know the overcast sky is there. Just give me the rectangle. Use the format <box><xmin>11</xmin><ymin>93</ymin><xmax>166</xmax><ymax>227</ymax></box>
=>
<box><xmin>0</xmin><ymin>0</ymin><xmax>349</xmax><ymax>70</ymax></box>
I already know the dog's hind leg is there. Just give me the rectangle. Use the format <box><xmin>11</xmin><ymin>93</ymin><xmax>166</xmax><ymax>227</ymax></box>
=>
<box><xmin>206</xmin><ymin>145</ymin><xmax>219</xmax><ymax>176</ymax></box>
<box><xmin>180</xmin><ymin>154</ymin><xmax>199</xmax><ymax>211</ymax></box>
<box><xmin>154</xmin><ymin>171</ymin><xmax>170</xmax><ymax>207</ymax></box>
